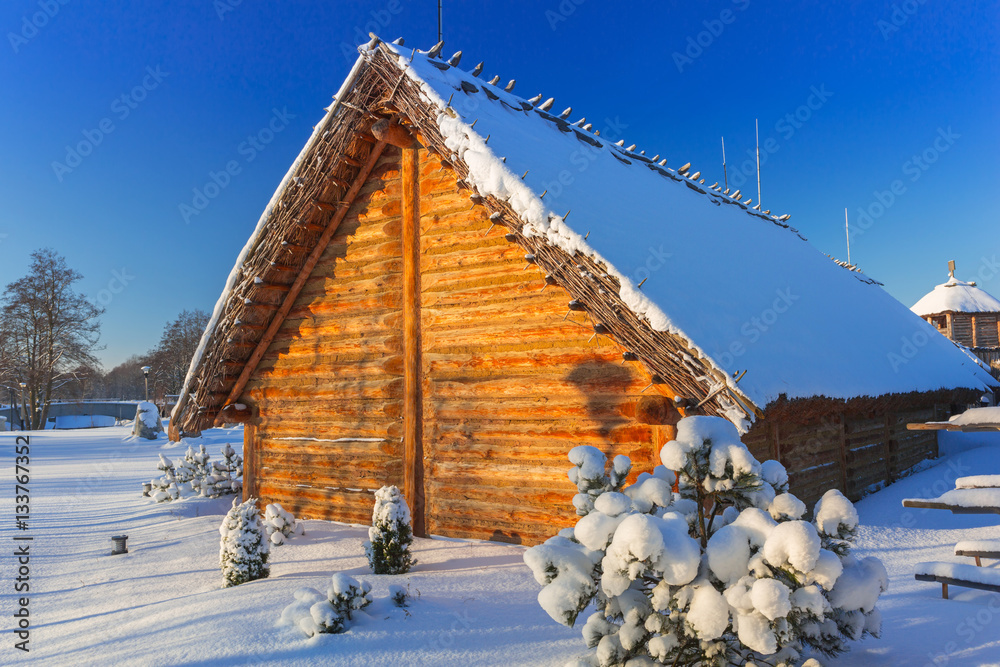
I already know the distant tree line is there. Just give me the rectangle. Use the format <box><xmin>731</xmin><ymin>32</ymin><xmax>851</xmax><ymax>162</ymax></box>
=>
<box><xmin>0</xmin><ymin>248</ymin><xmax>207</xmax><ymax>428</ymax></box>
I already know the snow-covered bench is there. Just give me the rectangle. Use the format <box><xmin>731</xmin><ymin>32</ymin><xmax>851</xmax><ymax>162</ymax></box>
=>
<box><xmin>956</xmin><ymin>475</ymin><xmax>1000</xmax><ymax>489</ymax></box>
<box><xmin>915</xmin><ymin>561</ymin><xmax>1000</xmax><ymax>599</ymax></box>
<box><xmin>902</xmin><ymin>487</ymin><xmax>1000</xmax><ymax>515</ymax></box>
<box><xmin>955</xmin><ymin>541</ymin><xmax>1000</xmax><ymax>567</ymax></box>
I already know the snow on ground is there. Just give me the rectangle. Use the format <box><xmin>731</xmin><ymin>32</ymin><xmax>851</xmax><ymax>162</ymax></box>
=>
<box><xmin>1</xmin><ymin>425</ymin><xmax>1000</xmax><ymax>665</ymax></box>
<box><xmin>828</xmin><ymin>432</ymin><xmax>1000</xmax><ymax>666</ymax></box>
<box><xmin>0</xmin><ymin>425</ymin><xmax>578</xmax><ymax>666</ymax></box>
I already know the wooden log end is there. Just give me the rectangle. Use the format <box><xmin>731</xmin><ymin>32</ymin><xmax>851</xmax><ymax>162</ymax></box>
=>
<box><xmin>372</xmin><ymin>118</ymin><xmax>418</xmax><ymax>149</ymax></box>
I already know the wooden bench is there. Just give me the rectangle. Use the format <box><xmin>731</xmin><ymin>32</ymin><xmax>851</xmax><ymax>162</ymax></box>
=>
<box><xmin>956</xmin><ymin>475</ymin><xmax>1000</xmax><ymax>489</ymax></box>
<box><xmin>915</xmin><ymin>561</ymin><xmax>1000</xmax><ymax>599</ymax></box>
<box><xmin>901</xmin><ymin>499</ymin><xmax>1000</xmax><ymax>515</ymax></box>
<box><xmin>955</xmin><ymin>541</ymin><xmax>1000</xmax><ymax>567</ymax></box>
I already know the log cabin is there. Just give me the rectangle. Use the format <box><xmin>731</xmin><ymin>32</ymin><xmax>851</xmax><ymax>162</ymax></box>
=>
<box><xmin>912</xmin><ymin>261</ymin><xmax>1000</xmax><ymax>380</ymax></box>
<box><xmin>170</xmin><ymin>37</ymin><xmax>997</xmax><ymax>545</ymax></box>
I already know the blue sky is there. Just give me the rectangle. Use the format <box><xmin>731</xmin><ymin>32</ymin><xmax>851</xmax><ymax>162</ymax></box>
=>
<box><xmin>1</xmin><ymin>0</ymin><xmax>997</xmax><ymax>368</ymax></box>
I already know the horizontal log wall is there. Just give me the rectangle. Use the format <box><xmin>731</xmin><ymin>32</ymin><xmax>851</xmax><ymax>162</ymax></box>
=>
<box><xmin>952</xmin><ymin>315</ymin><xmax>974</xmax><ymax>347</ymax></box>
<box><xmin>418</xmin><ymin>151</ymin><xmax>658</xmax><ymax>545</ymax></box>
<box><xmin>974</xmin><ymin>314</ymin><xmax>999</xmax><ymax>348</ymax></box>
<box><xmin>245</xmin><ymin>148</ymin><xmax>406</xmax><ymax>524</ymax></box>
<box><xmin>745</xmin><ymin>402</ymin><xmax>945</xmax><ymax>508</ymax></box>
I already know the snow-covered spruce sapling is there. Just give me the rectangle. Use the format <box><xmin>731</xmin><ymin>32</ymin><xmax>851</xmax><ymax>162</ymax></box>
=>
<box><xmin>524</xmin><ymin>416</ymin><xmax>887</xmax><ymax>667</ymax></box>
<box><xmin>262</xmin><ymin>503</ymin><xmax>305</xmax><ymax>546</ymax></box>
<box><xmin>146</xmin><ymin>444</ymin><xmax>243</xmax><ymax>501</ymax></box>
<box><xmin>278</xmin><ymin>574</ymin><xmax>373</xmax><ymax>637</ymax></box>
<box><xmin>389</xmin><ymin>584</ymin><xmax>410</xmax><ymax>608</ymax></box>
<box><xmin>219</xmin><ymin>498</ymin><xmax>270</xmax><ymax>588</ymax></box>
<box><xmin>212</xmin><ymin>442</ymin><xmax>243</xmax><ymax>495</ymax></box>
<box><xmin>365</xmin><ymin>485</ymin><xmax>415</xmax><ymax>575</ymax></box>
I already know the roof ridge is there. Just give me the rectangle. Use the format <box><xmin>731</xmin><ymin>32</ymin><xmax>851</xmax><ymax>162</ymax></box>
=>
<box><xmin>387</xmin><ymin>37</ymin><xmax>801</xmax><ymax>237</ymax></box>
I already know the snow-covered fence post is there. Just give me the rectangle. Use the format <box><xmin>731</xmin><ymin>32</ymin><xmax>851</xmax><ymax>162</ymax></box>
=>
<box><xmin>365</xmin><ymin>485</ymin><xmax>415</xmax><ymax>574</ymax></box>
<box><xmin>525</xmin><ymin>415</ymin><xmax>887</xmax><ymax>666</ymax></box>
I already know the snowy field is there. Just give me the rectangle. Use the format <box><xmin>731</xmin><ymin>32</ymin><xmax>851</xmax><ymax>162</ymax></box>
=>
<box><xmin>1</xmin><ymin>425</ymin><xmax>999</xmax><ymax>666</ymax></box>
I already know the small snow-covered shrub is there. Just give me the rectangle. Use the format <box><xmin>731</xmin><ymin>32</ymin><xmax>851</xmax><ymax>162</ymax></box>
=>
<box><xmin>524</xmin><ymin>416</ymin><xmax>887</xmax><ymax>666</ymax></box>
<box><xmin>262</xmin><ymin>503</ymin><xmax>304</xmax><ymax>546</ymax></box>
<box><xmin>365</xmin><ymin>485</ymin><xmax>415</xmax><ymax>575</ymax></box>
<box><xmin>278</xmin><ymin>574</ymin><xmax>373</xmax><ymax>637</ymax></box>
<box><xmin>219</xmin><ymin>497</ymin><xmax>269</xmax><ymax>587</ymax></box>
<box><xmin>389</xmin><ymin>584</ymin><xmax>410</xmax><ymax>608</ymax></box>
<box><xmin>146</xmin><ymin>443</ymin><xmax>242</xmax><ymax>501</ymax></box>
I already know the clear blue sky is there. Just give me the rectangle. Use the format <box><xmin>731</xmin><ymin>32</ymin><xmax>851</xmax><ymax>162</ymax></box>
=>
<box><xmin>2</xmin><ymin>0</ymin><xmax>998</xmax><ymax>368</ymax></box>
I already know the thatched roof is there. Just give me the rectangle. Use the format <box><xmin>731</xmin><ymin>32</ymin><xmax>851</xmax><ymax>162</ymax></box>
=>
<box><xmin>912</xmin><ymin>273</ymin><xmax>1000</xmax><ymax>317</ymax></box>
<box><xmin>171</xmin><ymin>37</ymin><xmax>995</xmax><ymax>435</ymax></box>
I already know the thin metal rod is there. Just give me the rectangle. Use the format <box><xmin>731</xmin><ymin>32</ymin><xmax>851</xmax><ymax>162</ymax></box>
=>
<box><xmin>755</xmin><ymin>119</ymin><xmax>761</xmax><ymax>208</ymax></box>
<box><xmin>721</xmin><ymin>136</ymin><xmax>728</xmax><ymax>191</ymax></box>
<box><xmin>438</xmin><ymin>0</ymin><xmax>442</xmax><ymax>42</ymax></box>
<box><xmin>845</xmin><ymin>208</ymin><xmax>851</xmax><ymax>265</ymax></box>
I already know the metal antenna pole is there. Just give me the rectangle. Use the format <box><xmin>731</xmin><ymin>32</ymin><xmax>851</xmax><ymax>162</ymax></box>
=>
<box><xmin>845</xmin><ymin>208</ymin><xmax>851</xmax><ymax>265</ymax></box>
<box><xmin>755</xmin><ymin>119</ymin><xmax>762</xmax><ymax>208</ymax></box>
<box><xmin>438</xmin><ymin>0</ymin><xmax>442</xmax><ymax>42</ymax></box>
<box><xmin>722</xmin><ymin>137</ymin><xmax>728</xmax><ymax>191</ymax></box>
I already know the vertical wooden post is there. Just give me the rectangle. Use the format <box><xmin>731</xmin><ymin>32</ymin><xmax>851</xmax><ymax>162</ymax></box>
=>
<box><xmin>402</xmin><ymin>145</ymin><xmax>426</xmax><ymax>537</ymax></box>
<box><xmin>243</xmin><ymin>423</ymin><xmax>257</xmax><ymax>502</ymax></box>
<box><xmin>883</xmin><ymin>415</ymin><xmax>894</xmax><ymax>486</ymax></box>
<box><xmin>838</xmin><ymin>412</ymin><xmax>849</xmax><ymax>496</ymax></box>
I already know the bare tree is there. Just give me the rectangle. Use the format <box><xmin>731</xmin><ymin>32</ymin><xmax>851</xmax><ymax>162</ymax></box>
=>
<box><xmin>147</xmin><ymin>309</ymin><xmax>209</xmax><ymax>398</ymax></box>
<box><xmin>0</xmin><ymin>249</ymin><xmax>103</xmax><ymax>429</ymax></box>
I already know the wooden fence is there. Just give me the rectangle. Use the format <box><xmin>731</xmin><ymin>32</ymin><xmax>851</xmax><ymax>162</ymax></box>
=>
<box><xmin>972</xmin><ymin>347</ymin><xmax>1000</xmax><ymax>380</ymax></box>
<box><xmin>743</xmin><ymin>405</ymin><xmax>946</xmax><ymax>508</ymax></box>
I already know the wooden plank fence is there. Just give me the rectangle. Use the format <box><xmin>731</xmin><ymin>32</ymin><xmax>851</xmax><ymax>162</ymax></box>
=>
<box><xmin>744</xmin><ymin>405</ymin><xmax>945</xmax><ymax>507</ymax></box>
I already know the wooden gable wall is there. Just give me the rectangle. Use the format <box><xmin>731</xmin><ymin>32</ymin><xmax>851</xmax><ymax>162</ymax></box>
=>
<box><xmin>241</xmin><ymin>145</ymin><xmax>666</xmax><ymax>545</ymax></box>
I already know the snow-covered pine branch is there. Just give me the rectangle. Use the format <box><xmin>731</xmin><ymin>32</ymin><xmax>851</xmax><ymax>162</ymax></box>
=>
<box><xmin>524</xmin><ymin>416</ymin><xmax>886</xmax><ymax>666</ymax></box>
<box><xmin>146</xmin><ymin>442</ymin><xmax>242</xmax><ymax>502</ymax></box>
<box><xmin>262</xmin><ymin>502</ymin><xmax>304</xmax><ymax>546</ymax></box>
<box><xmin>365</xmin><ymin>485</ymin><xmax>415</xmax><ymax>575</ymax></box>
<box><xmin>278</xmin><ymin>573</ymin><xmax>373</xmax><ymax>636</ymax></box>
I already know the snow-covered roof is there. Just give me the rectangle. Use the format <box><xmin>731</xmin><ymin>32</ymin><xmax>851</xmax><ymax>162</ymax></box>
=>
<box><xmin>378</xmin><ymin>42</ymin><xmax>995</xmax><ymax>408</ymax></box>
<box><xmin>911</xmin><ymin>274</ymin><xmax>1000</xmax><ymax>316</ymax></box>
<box><xmin>172</xmin><ymin>37</ymin><xmax>996</xmax><ymax>434</ymax></box>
